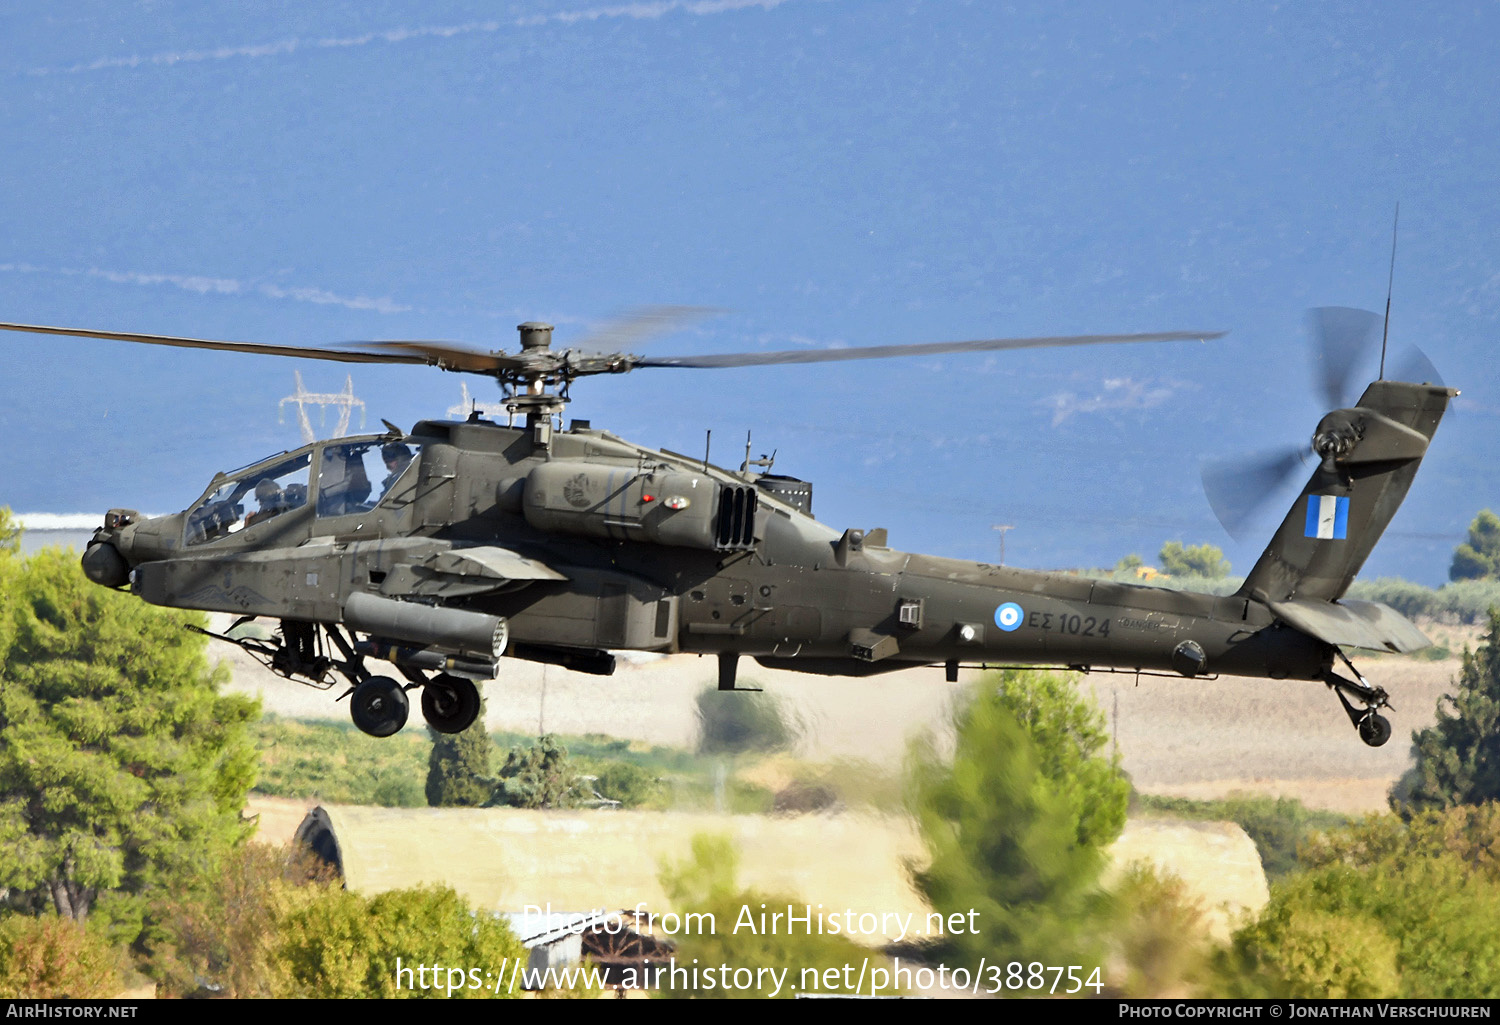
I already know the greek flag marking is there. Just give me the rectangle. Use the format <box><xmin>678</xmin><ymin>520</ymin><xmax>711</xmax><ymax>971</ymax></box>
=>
<box><xmin>1304</xmin><ymin>495</ymin><xmax>1349</xmax><ymax>540</ymax></box>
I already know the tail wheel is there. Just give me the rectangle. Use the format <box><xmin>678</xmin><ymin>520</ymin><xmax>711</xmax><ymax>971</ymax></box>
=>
<box><xmin>1358</xmin><ymin>712</ymin><xmax>1392</xmax><ymax>748</ymax></box>
<box><xmin>421</xmin><ymin>674</ymin><xmax>482</xmax><ymax>734</ymax></box>
<box><xmin>350</xmin><ymin>675</ymin><xmax>410</xmax><ymax>737</ymax></box>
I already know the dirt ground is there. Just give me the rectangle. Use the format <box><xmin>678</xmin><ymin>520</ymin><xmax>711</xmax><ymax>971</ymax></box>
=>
<box><xmin>214</xmin><ymin>618</ymin><xmax>1484</xmax><ymax>816</ymax></box>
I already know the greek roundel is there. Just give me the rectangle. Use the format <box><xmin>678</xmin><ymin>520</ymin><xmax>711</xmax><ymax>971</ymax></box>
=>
<box><xmin>994</xmin><ymin>602</ymin><xmax>1024</xmax><ymax>632</ymax></box>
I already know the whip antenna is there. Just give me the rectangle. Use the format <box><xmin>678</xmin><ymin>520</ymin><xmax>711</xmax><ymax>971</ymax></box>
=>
<box><xmin>1380</xmin><ymin>203</ymin><xmax>1399</xmax><ymax>380</ymax></box>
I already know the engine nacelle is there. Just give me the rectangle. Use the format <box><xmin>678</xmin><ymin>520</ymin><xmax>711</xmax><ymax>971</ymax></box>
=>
<box><xmin>522</xmin><ymin>462</ymin><xmax>758</xmax><ymax>551</ymax></box>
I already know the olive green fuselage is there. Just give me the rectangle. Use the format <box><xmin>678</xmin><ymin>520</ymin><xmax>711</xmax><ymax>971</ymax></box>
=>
<box><xmin>95</xmin><ymin>415</ymin><xmax>1331</xmax><ymax>684</ymax></box>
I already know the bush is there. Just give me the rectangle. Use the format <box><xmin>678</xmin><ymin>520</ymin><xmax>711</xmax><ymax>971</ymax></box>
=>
<box><xmin>0</xmin><ymin>508</ymin><xmax>18</xmax><ymax>555</ymax></box>
<box><xmin>149</xmin><ymin>841</ymin><xmax>335</xmax><ymax>998</ymax></box>
<box><xmin>1434</xmin><ymin>579</ymin><xmax>1500</xmax><ymax>624</ymax></box>
<box><xmin>1107</xmin><ymin>866</ymin><xmax>1218</xmax><ymax>997</ymax></box>
<box><xmin>0</xmin><ymin>916</ymin><xmax>126</xmax><ymax>999</ymax></box>
<box><xmin>1235</xmin><ymin>808</ymin><xmax>1500</xmax><ymax>997</ymax></box>
<box><xmin>272</xmin><ymin>885</ymin><xmax>526</xmax><ymax>999</ymax></box>
<box><xmin>588</xmin><ymin>761</ymin><xmax>663</xmax><ymax>807</ymax></box>
<box><xmin>1344</xmin><ymin>577</ymin><xmax>1439</xmax><ymax>621</ymax></box>
<box><xmin>1233</xmin><ymin>906</ymin><xmax>1401</xmax><ymax>999</ymax></box>
<box><xmin>1302</xmin><ymin>803</ymin><xmax>1500</xmax><ymax>880</ymax></box>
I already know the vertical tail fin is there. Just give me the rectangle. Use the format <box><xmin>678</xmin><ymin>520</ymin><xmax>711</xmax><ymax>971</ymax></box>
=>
<box><xmin>1239</xmin><ymin>380</ymin><xmax>1455</xmax><ymax>604</ymax></box>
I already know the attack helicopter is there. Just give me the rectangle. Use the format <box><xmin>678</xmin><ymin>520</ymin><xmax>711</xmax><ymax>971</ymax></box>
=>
<box><xmin>0</xmin><ymin>308</ymin><xmax>1454</xmax><ymax>746</ymax></box>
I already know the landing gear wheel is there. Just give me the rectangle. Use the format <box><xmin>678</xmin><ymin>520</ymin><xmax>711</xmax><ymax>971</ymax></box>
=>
<box><xmin>1358</xmin><ymin>712</ymin><xmax>1392</xmax><ymax>748</ymax></box>
<box><xmin>350</xmin><ymin>676</ymin><xmax>410</xmax><ymax>737</ymax></box>
<box><xmin>421</xmin><ymin>674</ymin><xmax>482</xmax><ymax>734</ymax></box>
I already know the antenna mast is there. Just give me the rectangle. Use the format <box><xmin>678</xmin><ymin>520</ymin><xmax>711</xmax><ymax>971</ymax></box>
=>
<box><xmin>1380</xmin><ymin>203</ymin><xmax>1399</xmax><ymax>380</ymax></box>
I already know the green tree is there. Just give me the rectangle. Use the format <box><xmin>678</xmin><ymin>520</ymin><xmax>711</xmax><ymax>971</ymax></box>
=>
<box><xmin>1158</xmin><ymin>541</ymin><xmax>1231</xmax><ymax>578</ymax></box>
<box><xmin>1450</xmin><ymin>509</ymin><xmax>1500</xmax><ymax>581</ymax></box>
<box><xmin>425</xmin><ymin>698</ymin><xmax>492</xmax><ymax>807</ymax></box>
<box><xmin>0</xmin><ymin>508</ymin><xmax>20</xmax><ymax>557</ymax></box>
<box><xmin>271</xmin><ymin>885</ymin><xmax>526</xmax><ymax>998</ymax></box>
<box><xmin>494</xmin><ymin>734</ymin><xmax>579</xmax><ymax>808</ymax></box>
<box><xmin>1397</xmin><ymin>609</ymin><xmax>1500</xmax><ymax>812</ymax></box>
<box><xmin>907</xmin><ymin>670</ymin><xmax>1129</xmax><ymax>968</ymax></box>
<box><xmin>0</xmin><ymin>548</ymin><xmax>259</xmax><ymax>930</ymax></box>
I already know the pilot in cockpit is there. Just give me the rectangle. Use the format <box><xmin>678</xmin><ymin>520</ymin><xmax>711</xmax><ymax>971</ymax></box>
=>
<box><xmin>318</xmin><ymin>448</ymin><xmax>373</xmax><ymax>516</ymax></box>
<box><xmin>246</xmin><ymin>478</ymin><xmax>285</xmax><ymax>526</ymax></box>
<box><xmin>380</xmin><ymin>443</ymin><xmax>413</xmax><ymax>497</ymax></box>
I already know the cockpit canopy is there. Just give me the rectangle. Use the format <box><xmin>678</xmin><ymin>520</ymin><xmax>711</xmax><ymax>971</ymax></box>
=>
<box><xmin>185</xmin><ymin>437</ymin><xmax>423</xmax><ymax>545</ymax></box>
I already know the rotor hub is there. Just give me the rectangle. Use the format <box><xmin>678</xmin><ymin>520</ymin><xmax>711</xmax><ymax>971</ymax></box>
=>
<box><xmin>517</xmin><ymin>322</ymin><xmax>554</xmax><ymax>351</ymax></box>
<box><xmin>1312</xmin><ymin>413</ymin><xmax>1361</xmax><ymax>463</ymax></box>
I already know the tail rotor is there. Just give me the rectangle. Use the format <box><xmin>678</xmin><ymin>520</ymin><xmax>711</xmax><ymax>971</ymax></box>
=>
<box><xmin>1201</xmin><ymin>306</ymin><xmax>1447</xmax><ymax>542</ymax></box>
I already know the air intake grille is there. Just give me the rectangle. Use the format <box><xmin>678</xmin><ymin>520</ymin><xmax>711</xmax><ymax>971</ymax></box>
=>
<box><xmin>715</xmin><ymin>486</ymin><xmax>758</xmax><ymax>550</ymax></box>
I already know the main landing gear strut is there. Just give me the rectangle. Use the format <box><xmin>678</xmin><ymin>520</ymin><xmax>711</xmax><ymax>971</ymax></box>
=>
<box><xmin>1323</xmin><ymin>649</ymin><xmax>1392</xmax><ymax>748</ymax></box>
<box><xmin>199</xmin><ymin>617</ymin><xmax>485</xmax><ymax>738</ymax></box>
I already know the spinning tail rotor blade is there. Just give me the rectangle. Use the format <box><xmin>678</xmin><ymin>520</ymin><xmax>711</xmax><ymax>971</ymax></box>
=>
<box><xmin>1394</xmin><ymin>344</ymin><xmax>1446</xmax><ymax>389</ymax></box>
<box><xmin>1201</xmin><ymin>445</ymin><xmax>1308</xmax><ymax>542</ymax></box>
<box><xmin>1308</xmin><ymin>307</ymin><xmax>1381</xmax><ymax>408</ymax></box>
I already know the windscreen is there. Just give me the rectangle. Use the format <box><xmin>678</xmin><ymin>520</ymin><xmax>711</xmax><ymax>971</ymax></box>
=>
<box><xmin>317</xmin><ymin>439</ymin><xmax>421</xmax><ymax>517</ymax></box>
<box><xmin>185</xmin><ymin>453</ymin><xmax>311</xmax><ymax>545</ymax></box>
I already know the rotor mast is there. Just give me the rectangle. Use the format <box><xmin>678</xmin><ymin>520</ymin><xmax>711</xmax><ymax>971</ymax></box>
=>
<box><xmin>506</xmin><ymin>321</ymin><xmax>567</xmax><ymax>444</ymax></box>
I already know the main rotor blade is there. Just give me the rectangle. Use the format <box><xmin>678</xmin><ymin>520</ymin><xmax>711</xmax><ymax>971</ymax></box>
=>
<box><xmin>1202</xmin><ymin>445</ymin><xmax>1308</xmax><ymax>542</ymax></box>
<box><xmin>1308</xmin><ymin>307</ymin><xmax>1381</xmax><ymax>409</ymax></box>
<box><xmin>634</xmin><ymin>329</ymin><xmax>1225</xmax><ymax>369</ymax></box>
<box><xmin>0</xmin><ymin>321</ymin><xmax>433</xmax><ymax>366</ymax></box>
<box><xmin>343</xmin><ymin>340</ymin><xmax>523</xmax><ymax>373</ymax></box>
<box><xmin>570</xmin><ymin>305</ymin><xmax>723</xmax><ymax>355</ymax></box>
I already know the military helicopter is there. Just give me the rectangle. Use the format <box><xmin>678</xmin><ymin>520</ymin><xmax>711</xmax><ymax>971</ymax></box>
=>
<box><xmin>0</xmin><ymin>307</ymin><xmax>1454</xmax><ymax>746</ymax></box>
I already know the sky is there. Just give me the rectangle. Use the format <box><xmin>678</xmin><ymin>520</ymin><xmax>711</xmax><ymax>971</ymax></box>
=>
<box><xmin>0</xmin><ymin>0</ymin><xmax>1496</xmax><ymax>585</ymax></box>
